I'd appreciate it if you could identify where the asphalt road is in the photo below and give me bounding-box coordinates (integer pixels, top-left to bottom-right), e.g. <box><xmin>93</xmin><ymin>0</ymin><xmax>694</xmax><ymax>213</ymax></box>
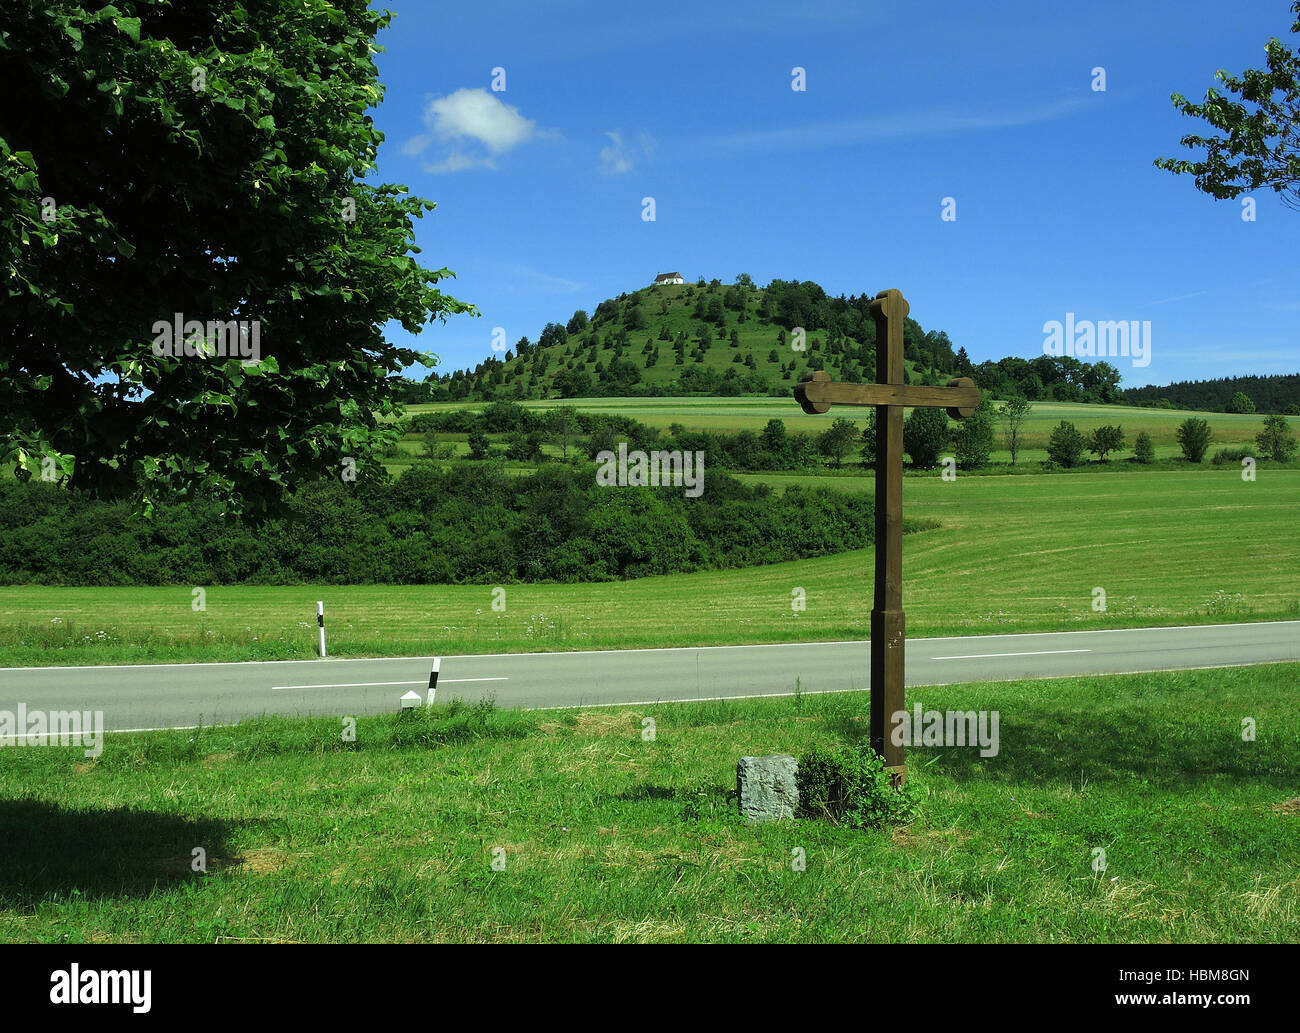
<box><xmin>0</xmin><ymin>621</ymin><xmax>1295</xmax><ymax>735</ymax></box>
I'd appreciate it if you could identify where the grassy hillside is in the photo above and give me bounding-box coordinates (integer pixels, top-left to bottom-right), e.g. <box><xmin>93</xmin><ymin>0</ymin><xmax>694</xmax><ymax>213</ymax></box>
<box><xmin>447</xmin><ymin>279</ymin><xmax>937</xmax><ymax>401</ymax></box>
<box><xmin>2</xmin><ymin>664</ymin><xmax>1296</xmax><ymax>942</ymax></box>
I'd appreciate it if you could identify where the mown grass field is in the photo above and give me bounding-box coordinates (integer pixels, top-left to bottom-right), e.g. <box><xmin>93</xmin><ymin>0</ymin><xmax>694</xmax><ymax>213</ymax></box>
<box><xmin>1</xmin><ymin>663</ymin><xmax>1295</xmax><ymax>943</ymax></box>
<box><xmin>1</xmin><ymin>469</ymin><xmax>1295</xmax><ymax>666</ymax></box>
<box><xmin>401</xmin><ymin>395</ymin><xmax>1297</xmax><ymax>466</ymax></box>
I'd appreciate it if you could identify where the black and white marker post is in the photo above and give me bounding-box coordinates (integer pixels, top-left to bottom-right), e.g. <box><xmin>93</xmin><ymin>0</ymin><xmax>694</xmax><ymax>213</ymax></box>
<box><xmin>317</xmin><ymin>601</ymin><xmax>326</xmax><ymax>658</ymax></box>
<box><xmin>427</xmin><ymin>658</ymin><xmax>440</xmax><ymax>704</ymax></box>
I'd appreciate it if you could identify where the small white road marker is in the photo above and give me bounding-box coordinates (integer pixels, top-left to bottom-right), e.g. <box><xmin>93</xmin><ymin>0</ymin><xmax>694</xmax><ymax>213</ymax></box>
<box><xmin>317</xmin><ymin>601</ymin><xmax>326</xmax><ymax>658</ymax></box>
<box><xmin>428</xmin><ymin>657</ymin><xmax>441</xmax><ymax>704</ymax></box>
<box><xmin>399</xmin><ymin>690</ymin><xmax>422</xmax><ymax>710</ymax></box>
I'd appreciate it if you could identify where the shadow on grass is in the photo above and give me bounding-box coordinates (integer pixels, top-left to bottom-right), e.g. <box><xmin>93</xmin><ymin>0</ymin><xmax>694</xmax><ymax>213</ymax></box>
<box><xmin>610</xmin><ymin>783</ymin><xmax>737</xmax><ymax>823</ymax></box>
<box><xmin>618</xmin><ymin>785</ymin><xmax>679</xmax><ymax>801</ymax></box>
<box><xmin>891</xmin><ymin>709</ymin><xmax>1298</xmax><ymax>787</ymax></box>
<box><xmin>0</xmin><ymin>798</ymin><xmax>241</xmax><ymax>907</ymax></box>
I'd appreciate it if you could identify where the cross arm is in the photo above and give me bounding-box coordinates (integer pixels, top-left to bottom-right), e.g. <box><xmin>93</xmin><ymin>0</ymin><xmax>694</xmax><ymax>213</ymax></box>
<box><xmin>794</xmin><ymin>370</ymin><xmax>981</xmax><ymax>418</ymax></box>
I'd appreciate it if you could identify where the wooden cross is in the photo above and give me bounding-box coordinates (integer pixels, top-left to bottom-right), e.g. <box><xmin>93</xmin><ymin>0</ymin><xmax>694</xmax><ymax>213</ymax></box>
<box><xmin>794</xmin><ymin>288</ymin><xmax>980</xmax><ymax>783</ymax></box>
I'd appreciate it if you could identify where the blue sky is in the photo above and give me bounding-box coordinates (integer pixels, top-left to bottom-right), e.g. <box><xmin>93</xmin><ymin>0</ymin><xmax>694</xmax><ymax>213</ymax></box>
<box><xmin>368</xmin><ymin>0</ymin><xmax>1299</xmax><ymax>389</ymax></box>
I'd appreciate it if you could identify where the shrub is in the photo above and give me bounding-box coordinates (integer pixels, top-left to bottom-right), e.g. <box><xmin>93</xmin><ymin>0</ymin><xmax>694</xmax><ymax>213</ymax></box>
<box><xmin>1176</xmin><ymin>417</ymin><xmax>1212</xmax><ymax>463</ymax></box>
<box><xmin>952</xmin><ymin>400</ymin><xmax>994</xmax><ymax>469</ymax></box>
<box><xmin>1046</xmin><ymin>421</ymin><xmax>1086</xmax><ymax>467</ymax></box>
<box><xmin>505</xmin><ymin>430</ymin><xmax>544</xmax><ymax>462</ymax></box>
<box><xmin>467</xmin><ymin>427</ymin><xmax>491</xmax><ymax>460</ymax></box>
<box><xmin>1211</xmin><ymin>447</ymin><xmax>1252</xmax><ymax>466</ymax></box>
<box><xmin>1255</xmin><ymin>414</ymin><xmax>1297</xmax><ymax>462</ymax></box>
<box><xmin>1133</xmin><ymin>431</ymin><xmax>1155</xmax><ymax>464</ymax></box>
<box><xmin>1086</xmin><ymin>424</ymin><xmax>1125</xmax><ymax>462</ymax></box>
<box><xmin>904</xmin><ymin>407</ymin><xmax>950</xmax><ymax>469</ymax></box>
<box><xmin>817</xmin><ymin>417</ymin><xmax>858</xmax><ymax>469</ymax></box>
<box><xmin>1226</xmin><ymin>391</ymin><xmax>1256</xmax><ymax>414</ymax></box>
<box><xmin>0</xmin><ymin>465</ymin><xmax>881</xmax><ymax>586</ymax></box>
<box><xmin>796</xmin><ymin>742</ymin><xmax>920</xmax><ymax>829</ymax></box>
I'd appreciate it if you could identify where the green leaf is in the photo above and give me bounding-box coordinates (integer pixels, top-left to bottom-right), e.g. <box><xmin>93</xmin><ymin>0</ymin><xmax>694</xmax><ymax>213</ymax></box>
<box><xmin>114</xmin><ymin>16</ymin><xmax>141</xmax><ymax>42</ymax></box>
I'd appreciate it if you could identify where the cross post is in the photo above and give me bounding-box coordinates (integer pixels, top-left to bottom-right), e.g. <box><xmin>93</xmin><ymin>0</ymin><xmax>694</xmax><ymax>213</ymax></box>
<box><xmin>793</xmin><ymin>288</ymin><xmax>980</xmax><ymax>784</ymax></box>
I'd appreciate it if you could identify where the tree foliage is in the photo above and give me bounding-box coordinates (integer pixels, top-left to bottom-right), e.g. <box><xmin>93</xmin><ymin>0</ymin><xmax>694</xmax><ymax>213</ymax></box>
<box><xmin>817</xmin><ymin>417</ymin><xmax>858</xmax><ymax>469</ymax></box>
<box><xmin>1255</xmin><ymin>413</ymin><xmax>1297</xmax><ymax>461</ymax></box>
<box><xmin>903</xmin><ymin>407</ymin><xmax>949</xmax><ymax>470</ymax></box>
<box><xmin>0</xmin><ymin>464</ymin><xmax>881</xmax><ymax>584</ymax></box>
<box><xmin>1046</xmin><ymin>421</ymin><xmax>1086</xmax><ymax>468</ymax></box>
<box><xmin>1176</xmin><ymin>417</ymin><xmax>1213</xmax><ymax>463</ymax></box>
<box><xmin>1123</xmin><ymin>372</ymin><xmax>1299</xmax><ymax>413</ymax></box>
<box><xmin>1155</xmin><ymin>3</ymin><xmax>1300</xmax><ymax>211</ymax></box>
<box><xmin>998</xmin><ymin>396</ymin><xmax>1032</xmax><ymax>465</ymax></box>
<box><xmin>1133</xmin><ymin>431</ymin><xmax>1156</xmax><ymax>464</ymax></box>
<box><xmin>1087</xmin><ymin>424</ymin><xmax>1126</xmax><ymax>462</ymax></box>
<box><xmin>0</xmin><ymin>1</ymin><xmax>474</xmax><ymax>515</ymax></box>
<box><xmin>952</xmin><ymin>399</ymin><xmax>995</xmax><ymax>469</ymax></box>
<box><xmin>1227</xmin><ymin>390</ymin><xmax>1257</xmax><ymax>414</ymax></box>
<box><xmin>859</xmin><ymin>409</ymin><xmax>877</xmax><ymax>467</ymax></box>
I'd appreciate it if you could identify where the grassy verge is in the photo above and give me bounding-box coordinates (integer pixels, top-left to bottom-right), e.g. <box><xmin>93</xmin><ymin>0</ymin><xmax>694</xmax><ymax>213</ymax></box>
<box><xmin>1</xmin><ymin>663</ymin><xmax>1296</xmax><ymax>943</ymax></box>
<box><xmin>1</xmin><ymin>469</ymin><xmax>1295</xmax><ymax>667</ymax></box>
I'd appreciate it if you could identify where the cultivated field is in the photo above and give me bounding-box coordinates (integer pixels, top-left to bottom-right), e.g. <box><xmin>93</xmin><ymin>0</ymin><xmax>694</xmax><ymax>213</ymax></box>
<box><xmin>1</xmin><ymin>663</ymin><xmax>1294</xmax><ymax>943</ymax></box>
<box><xmin>2</xmin><ymin>469</ymin><xmax>1295</xmax><ymax>666</ymax></box>
<box><xmin>402</xmin><ymin>395</ymin><xmax>1295</xmax><ymax>464</ymax></box>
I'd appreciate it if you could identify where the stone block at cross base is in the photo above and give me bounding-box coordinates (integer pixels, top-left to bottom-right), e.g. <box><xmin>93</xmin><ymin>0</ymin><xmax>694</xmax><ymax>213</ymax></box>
<box><xmin>737</xmin><ymin>755</ymin><xmax>799</xmax><ymax>822</ymax></box>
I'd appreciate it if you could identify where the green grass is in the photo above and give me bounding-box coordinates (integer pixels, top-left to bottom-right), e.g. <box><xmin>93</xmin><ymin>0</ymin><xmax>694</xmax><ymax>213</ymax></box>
<box><xmin>402</xmin><ymin>394</ymin><xmax>1298</xmax><ymax>468</ymax></box>
<box><xmin>479</xmin><ymin>281</ymin><xmax>851</xmax><ymax>394</ymax></box>
<box><xmin>1</xmin><ymin>663</ymin><xmax>1295</xmax><ymax>943</ymax></box>
<box><xmin>1</xmin><ymin>468</ymin><xmax>1296</xmax><ymax>666</ymax></box>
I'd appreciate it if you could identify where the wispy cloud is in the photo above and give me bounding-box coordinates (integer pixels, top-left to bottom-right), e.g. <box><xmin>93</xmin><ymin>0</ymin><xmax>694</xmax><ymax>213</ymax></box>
<box><xmin>403</xmin><ymin>88</ymin><xmax>556</xmax><ymax>173</ymax></box>
<box><xmin>706</xmin><ymin>96</ymin><xmax>1092</xmax><ymax>153</ymax></box>
<box><xmin>497</xmin><ymin>263</ymin><xmax>586</xmax><ymax>296</ymax></box>
<box><xmin>1144</xmin><ymin>289</ymin><xmax>1210</xmax><ymax>306</ymax></box>
<box><xmin>599</xmin><ymin>129</ymin><xmax>655</xmax><ymax>174</ymax></box>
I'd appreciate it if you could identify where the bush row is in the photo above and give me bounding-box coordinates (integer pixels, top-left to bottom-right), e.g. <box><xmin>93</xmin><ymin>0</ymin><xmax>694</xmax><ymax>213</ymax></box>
<box><xmin>0</xmin><ymin>463</ymin><xmax>879</xmax><ymax>585</ymax></box>
<box><xmin>408</xmin><ymin>403</ymin><xmax>828</xmax><ymax>471</ymax></box>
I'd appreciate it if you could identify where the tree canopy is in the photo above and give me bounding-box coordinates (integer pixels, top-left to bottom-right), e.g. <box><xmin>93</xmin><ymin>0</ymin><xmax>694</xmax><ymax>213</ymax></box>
<box><xmin>1155</xmin><ymin>2</ymin><xmax>1300</xmax><ymax>212</ymax></box>
<box><xmin>1</xmin><ymin>1</ymin><xmax>474</xmax><ymax>515</ymax></box>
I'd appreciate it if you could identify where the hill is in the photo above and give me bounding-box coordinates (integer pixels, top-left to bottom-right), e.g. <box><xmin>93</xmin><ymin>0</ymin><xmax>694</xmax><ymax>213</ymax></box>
<box><xmin>1122</xmin><ymin>373</ymin><xmax>1300</xmax><ymax>415</ymax></box>
<box><xmin>425</xmin><ymin>277</ymin><xmax>1130</xmax><ymax>406</ymax></box>
<box><xmin>430</xmin><ymin>278</ymin><xmax>958</xmax><ymax>402</ymax></box>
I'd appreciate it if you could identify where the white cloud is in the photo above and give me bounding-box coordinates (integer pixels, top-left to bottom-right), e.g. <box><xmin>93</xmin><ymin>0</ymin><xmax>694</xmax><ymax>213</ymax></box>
<box><xmin>403</xmin><ymin>88</ymin><xmax>550</xmax><ymax>173</ymax></box>
<box><xmin>423</xmin><ymin>152</ymin><xmax>496</xmax><ymax>174</ymax></box>
<box><xmin>400</xmin><ymin>134</ymin><xmax>433</xmax><ymax>157</ymax></box>
<box><xmin>599</xmin><ymin>131</ymin><xmax>635</xmax><ymax>174</ymax></box>
<box><xmin>599</xmin><ymin>129</ymin><xmax>655</xmax><ymax>175</ymax></box>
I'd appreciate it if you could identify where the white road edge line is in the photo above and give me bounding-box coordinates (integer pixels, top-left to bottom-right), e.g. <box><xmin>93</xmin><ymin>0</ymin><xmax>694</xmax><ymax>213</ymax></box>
<box><xmin>15</xmin><ymin>658</ymin><xmax>1293</xmax><ymax>736</ymax></box>
<box><xmin>932</xmin><ymin>649</ymin><xmax>1092</xmax><ymax>660</ymax></box>
<box><xmin>270</xmin><ymin>677</ymin><xmax>508</xmax><ymax>691</ymax></box>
